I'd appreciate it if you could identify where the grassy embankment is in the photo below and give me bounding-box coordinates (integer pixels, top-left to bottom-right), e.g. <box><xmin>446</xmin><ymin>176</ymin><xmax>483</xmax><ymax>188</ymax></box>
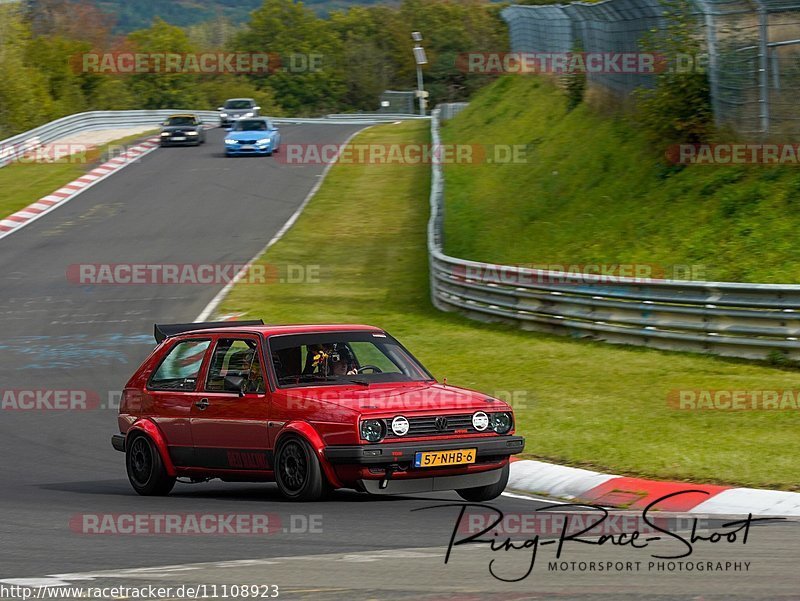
<box><xmin>442</xmin><ymin>76</ymin><xmax>800</xmax><ymax>284</ymax></box>
<box><xmin>219</xmin><ymin>119</ymin><xmax>800</xmax><ymax>490</ymax></box>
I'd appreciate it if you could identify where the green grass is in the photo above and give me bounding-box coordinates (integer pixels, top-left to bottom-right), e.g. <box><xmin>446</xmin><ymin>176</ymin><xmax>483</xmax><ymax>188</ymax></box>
<box><xmin>441</xmin><ymin>76</ymin><xmax>800</xmax><ymax>284</ymax></box>
<box><xmin>0</xmin><ymin>131</ymin><xmax>156</xmax><ymax>220</ymax></box>
<box><xmin>220</xmin><ymin>120</ymin><xmax>800</xmax><ymax>490</ymax></box>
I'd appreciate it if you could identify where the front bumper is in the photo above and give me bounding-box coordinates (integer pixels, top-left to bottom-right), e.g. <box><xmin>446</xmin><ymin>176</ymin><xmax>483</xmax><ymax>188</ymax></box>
<box><xmin>225</xmin><ymin>144</ymin><xmax>271</xmax><ymax>156</ymax></box>
<box><xmin>111</xmin><ymin>433</ymin><xmax>126</xmax><ymax>452</ymax></box>
<box><xmin>324</xmin><ymin>435</ymin><xmax>524</xmax><ymax>465</ymax></box>
<box><xmin>161</xmin><ymin>136</ymin><xmax>200</xmax><ymax>146</ymax></box>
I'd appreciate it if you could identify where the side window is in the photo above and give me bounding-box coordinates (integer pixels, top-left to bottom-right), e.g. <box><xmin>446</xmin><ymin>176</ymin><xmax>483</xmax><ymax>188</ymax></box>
<box><xmin>206</xmin><ymin>339</ymin><xmax>265</xmax><ymax>394</ymax></box>
<box><xmin>149</xmin><ymin>339</ymin><xmax>210</xmax><ymax>390</ymax></box>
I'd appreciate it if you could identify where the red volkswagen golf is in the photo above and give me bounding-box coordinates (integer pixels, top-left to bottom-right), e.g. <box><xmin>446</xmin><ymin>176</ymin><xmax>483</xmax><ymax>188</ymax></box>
<box><xmin>112</xmin><ymin>321</ymin><xmax>525</xmax><ymax>501</ymax></box>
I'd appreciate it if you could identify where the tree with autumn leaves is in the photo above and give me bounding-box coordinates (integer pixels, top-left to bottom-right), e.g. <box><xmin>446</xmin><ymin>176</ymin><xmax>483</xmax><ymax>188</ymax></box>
<box><xmin>0</xmin><ymin>0</ymin><xmax>507</xmax><ymax>136</ymax></box>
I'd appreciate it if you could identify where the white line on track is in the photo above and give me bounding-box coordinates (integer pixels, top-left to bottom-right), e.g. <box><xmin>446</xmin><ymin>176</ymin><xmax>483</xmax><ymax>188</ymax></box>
<box><xmin>194</xmin><ymin>125</ymin><xmax>374</xmax><ymax>322</ymax></box>
<box><xmin>501</xmin><ymin>490</ymin><xmax>573</xmax><ymax>504</ymax></box>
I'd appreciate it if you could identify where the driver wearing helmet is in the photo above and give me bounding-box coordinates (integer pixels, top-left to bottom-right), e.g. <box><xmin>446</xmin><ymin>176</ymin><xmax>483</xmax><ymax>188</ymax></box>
<box><xmin>310</xmin><ymin>343</ymin><xmax>358</xmax><ymax>377</ymax></box>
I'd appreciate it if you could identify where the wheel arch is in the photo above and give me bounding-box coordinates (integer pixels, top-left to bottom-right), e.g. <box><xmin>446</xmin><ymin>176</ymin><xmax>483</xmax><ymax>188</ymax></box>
<box><xmin>126</xmin><ymin>419</ymin><xmax>177</xmax><ymax>477</ymax></box>
<box><xmin>276</xmin><ymin>422</ymin><xmax>342</xmax><ymax>489</ymax></box>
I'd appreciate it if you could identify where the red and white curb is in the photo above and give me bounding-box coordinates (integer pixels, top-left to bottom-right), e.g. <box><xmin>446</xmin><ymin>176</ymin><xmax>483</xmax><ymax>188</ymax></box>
<box><xmin>0</xmin><ymin>137</ymin><xmax>160</xmax><ymax>242</ymax></box>
<box><xmin>508</xmin><ymin>459</ymin><xmax>800</xmax><ymax>516</ymax></box>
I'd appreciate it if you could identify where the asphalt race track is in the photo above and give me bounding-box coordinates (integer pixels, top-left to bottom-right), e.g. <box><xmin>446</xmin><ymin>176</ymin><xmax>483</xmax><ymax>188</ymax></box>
<box><xmin>0</xmin><ymin>126</ymin><xmax>798</xmax><ymax>600</ymax></box>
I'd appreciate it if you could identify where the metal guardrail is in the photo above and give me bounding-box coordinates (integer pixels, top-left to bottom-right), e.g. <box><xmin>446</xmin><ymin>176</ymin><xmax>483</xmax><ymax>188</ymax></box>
<box><xmin>429</xmin><ymin>107</ymin><xmax>800</xmax><ymax>362</ymax></box>
<box><xmin>0</xmin><ymin>110</ymin><xmax>427</xmax><ymax>168</ymax></box>
<box><xmin>324</xmin><ymin>113</ymin><xmax>430</xmax><ymax>120</ymax></box>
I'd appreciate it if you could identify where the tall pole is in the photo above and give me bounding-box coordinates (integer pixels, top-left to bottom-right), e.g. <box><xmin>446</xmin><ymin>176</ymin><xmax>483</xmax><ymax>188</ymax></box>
<box><xmin>696</xmin><ymin>0</ymin><xmax>722</xmax><ymax>130</ymax></box>
<box><xmin>416</xmin><ymin>63</ymin><xmax>425</xmax><ymax>116</ymax></box>
<box><xmin>753</xmin><ymin>0</ymin><xmax>770</xmax><ymax>136</ymax></box>
<box><xmin>412</xmin><ymin>32</ymin><xmax>427</xmax><ymax>117</ymax></box>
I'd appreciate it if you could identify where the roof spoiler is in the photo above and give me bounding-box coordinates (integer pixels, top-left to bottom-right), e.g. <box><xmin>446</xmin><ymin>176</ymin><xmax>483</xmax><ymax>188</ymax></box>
<box><xmin>154</xmin><ymin>320</ymin><xmax>264</xmax><ymax>344</ymax></box>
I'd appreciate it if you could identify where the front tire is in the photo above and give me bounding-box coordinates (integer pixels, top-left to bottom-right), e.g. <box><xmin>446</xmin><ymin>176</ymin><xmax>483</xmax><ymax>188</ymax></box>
<box><xmin>125</xmin><ymin>434</ymin><xmax>176</xmax><ymax>496</ymax></box>
<box><xmin>274</xmin><ymin>436</ymin><xmax>325</xmax><ymax>501</ymax></box>
<box><xmin>456</xmin><ymin>463</ymin><xmax>509</xmax><ymax>502</ymax></box>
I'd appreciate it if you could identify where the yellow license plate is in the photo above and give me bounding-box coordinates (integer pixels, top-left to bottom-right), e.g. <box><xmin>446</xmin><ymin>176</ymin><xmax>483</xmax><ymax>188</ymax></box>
<box><xmin>414</xmin><ymin>448</ymin><xmax>477</xmax><ymax>468</ymax></box>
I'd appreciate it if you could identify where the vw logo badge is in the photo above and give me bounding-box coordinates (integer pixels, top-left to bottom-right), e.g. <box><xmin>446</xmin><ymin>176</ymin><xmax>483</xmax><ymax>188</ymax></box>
<box><xmin>434</xmin><ymin>416</ymin><xmax>448</xmax><ymax>431</ymax></box>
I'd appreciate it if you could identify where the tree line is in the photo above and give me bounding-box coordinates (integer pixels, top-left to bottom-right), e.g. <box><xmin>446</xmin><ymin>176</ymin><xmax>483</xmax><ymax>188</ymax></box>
<box><xmin>0</xmin><ymin>0</ymin><xmax>507</xmax><ymax>138</ymax></box>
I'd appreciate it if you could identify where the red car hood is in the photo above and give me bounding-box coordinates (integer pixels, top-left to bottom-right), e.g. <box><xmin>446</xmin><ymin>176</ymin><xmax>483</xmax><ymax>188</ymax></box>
<box><xmin>281</xmin><ymin>381</ymin><xmax>511</xmax><ymax>416</ymax></box>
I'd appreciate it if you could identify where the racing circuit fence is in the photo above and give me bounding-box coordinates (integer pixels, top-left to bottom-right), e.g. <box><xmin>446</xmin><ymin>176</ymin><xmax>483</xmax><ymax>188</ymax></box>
<box><xmin>502</xmin><ymin>0</ymin><xmax>800</xmax><ymax>137</ymax></box>
<box><xmin>0</xmin><ymin>109</ymin><xmax>424</xmax><ymax>168</ymax></box>
<box><xmin>429</xmin><ymin>106</ymin><xmax>800</xmax><ymax>362</ymax></box>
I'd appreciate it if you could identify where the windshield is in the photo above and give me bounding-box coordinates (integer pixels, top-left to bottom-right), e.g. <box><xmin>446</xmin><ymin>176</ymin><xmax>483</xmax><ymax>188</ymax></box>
<box><xmin>233</xmin><ymin>120</ymin><xmax>268</xmax><ymax>132</ymax></box>
<box><xmin>224</xmin><ymin>100</ymin><xmax>253</xmax><ymax>109</ymax></box>
<box><xmin>269</xmin><ymin>331</ymin><xmax>434</xmax><ymax>388</ymax></box>
<box><xmin>165</xmin><ymin>116</ymin><xmax>195</xmax><ymax>126</ymax></box>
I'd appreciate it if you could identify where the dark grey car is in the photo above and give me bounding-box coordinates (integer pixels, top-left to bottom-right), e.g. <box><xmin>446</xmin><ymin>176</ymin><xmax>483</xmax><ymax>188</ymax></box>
<box><xmin>218</xmin><ymin>98</ymin><xmax>261</xmax><ymax>127</ymax></box>
<box><xmin>159</xmin><ymin>115</ymin><xmax>206</xmax><ymax>147</ymax></box>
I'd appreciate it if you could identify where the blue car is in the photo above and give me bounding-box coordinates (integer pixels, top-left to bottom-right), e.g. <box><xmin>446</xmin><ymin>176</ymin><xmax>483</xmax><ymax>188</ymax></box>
<box><xmin>224</xmin><ymin>118</ymin><xmax>281</xmax><ymax>157</ymax></box>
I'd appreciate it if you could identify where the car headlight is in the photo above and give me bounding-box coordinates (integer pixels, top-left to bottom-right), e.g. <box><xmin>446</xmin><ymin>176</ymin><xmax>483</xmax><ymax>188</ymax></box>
<box><xmin>490</xmin><ymin>412</ymin><xmax>513</xmax><ymax>434</ymax></box>
<box><xmin>245</xmin><ymin>112</ymin><xmax>254</xmax><ymax>117</ymax></box>
<box><xmin>360</xmin><ymin>419</ymin><xmax>385</xmax><ymax>442</ymax></box>
<box><xmin>224</xmin><ymin>139</ymin><xmax>237</xmax><ymax>145</ymax></box>
<box><xmin>187</xmin><ymin>131</ymin><xmax>198</xmax><ymax>136</ymax></box>
<box><xmin>220</xmin><ymin>113</ymin><xmax>228</xmax><ymax>117</ymax></box>
<box><xmin>256</xmin><ymin>138</ymin><xmax>270</xmax><ymax>145</ymax></box>
<box><xmin>160</xmin><ymin>132</ymin><xmax>169</xmax><ymax>136</ymax></box>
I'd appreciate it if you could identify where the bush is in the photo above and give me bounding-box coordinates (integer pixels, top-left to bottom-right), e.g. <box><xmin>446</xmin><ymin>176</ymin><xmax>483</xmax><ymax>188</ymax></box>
<box><xmin>634</xmin><ymin>0</ymin><xmax>713</xmax><ymax>144</ymax></box>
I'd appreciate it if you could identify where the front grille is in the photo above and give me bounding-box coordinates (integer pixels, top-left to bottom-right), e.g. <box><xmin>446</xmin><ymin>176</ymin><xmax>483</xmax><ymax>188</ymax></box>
<box><xmin>238</xmin><ymin>139</ymin><xmax>257</xmax><ymax>145</ymax></box>
<box><xmin>383</xmin><ymin>413</ymin><xmax>479</xmax><ymax>438</ymax></box>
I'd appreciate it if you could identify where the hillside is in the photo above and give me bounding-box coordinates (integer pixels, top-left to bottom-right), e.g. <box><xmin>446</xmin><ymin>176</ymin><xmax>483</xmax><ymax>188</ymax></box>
<box><xmin>92</xmin><ymin>0</ymin><xmax>397</xmax><ymax>32</ymax></box>
<box><xmin>441</xmin><ymin>76</ymin><xmax>800</xmax><ymax>284</ymax></box>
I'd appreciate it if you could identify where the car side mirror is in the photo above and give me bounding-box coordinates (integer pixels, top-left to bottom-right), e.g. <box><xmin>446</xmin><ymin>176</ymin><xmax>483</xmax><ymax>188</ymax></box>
<box><xmin>254</xmin><ymin>106</ymin><xmax>261</xmax><ymax>111</ymax></box>
<box><xmin>218</xmin><ymin>107</ymin><xmax>224</xmax><ymax>111</ymax></box>
<box><xmin>223</xmin><ymin>375</ymin><xmax>247</xmax><ymax>397</ymax></box>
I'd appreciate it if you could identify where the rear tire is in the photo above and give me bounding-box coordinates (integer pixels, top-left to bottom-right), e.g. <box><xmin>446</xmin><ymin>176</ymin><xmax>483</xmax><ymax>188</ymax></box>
<box><xmin>275</xmin><ymin>436</ymin><xmax>325</xmax><ymax>501</ymax></box>
<box><xmin>456</xmin><ymin>463</ymin><xmax>509</xmax><ymax>502</ymax></box>
<box><xmin>125</xmin><ymin>434</ymin><xmax>176</xmax><ymax>496</ymax></box>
